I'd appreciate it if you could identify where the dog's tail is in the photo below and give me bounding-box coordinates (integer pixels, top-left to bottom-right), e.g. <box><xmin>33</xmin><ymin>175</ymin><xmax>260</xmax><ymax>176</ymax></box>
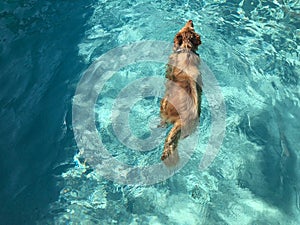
<box><xmin>161</xmin><ymin>120</ymin><xmax>181</xmax><ymax>167</ymax></box>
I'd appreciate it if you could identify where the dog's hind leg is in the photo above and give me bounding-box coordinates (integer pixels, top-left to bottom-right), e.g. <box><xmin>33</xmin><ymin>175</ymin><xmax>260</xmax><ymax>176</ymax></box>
<box><xmin>161</xmin><ymin>120</ymin><xmax>181</xmax><ymax>165</ymax></box>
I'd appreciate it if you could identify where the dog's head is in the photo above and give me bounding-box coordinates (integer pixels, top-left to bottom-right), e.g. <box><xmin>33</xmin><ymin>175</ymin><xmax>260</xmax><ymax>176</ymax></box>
<box><xmin>173</xmin><ymin>20</ymin><xmax>201</xmax><ymax>53</ymax></box>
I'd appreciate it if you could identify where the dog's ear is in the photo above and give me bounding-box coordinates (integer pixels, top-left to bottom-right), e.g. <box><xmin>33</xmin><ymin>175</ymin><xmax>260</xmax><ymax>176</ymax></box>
<box><xmin>193</xmin><ymin>34</ymin><xmax>202</xmax><ymax>46</ymax></box>
<box><xmin>174</xmin><ymin>33</ymin><xmax>182</xmax><ymax>49</ymax></box>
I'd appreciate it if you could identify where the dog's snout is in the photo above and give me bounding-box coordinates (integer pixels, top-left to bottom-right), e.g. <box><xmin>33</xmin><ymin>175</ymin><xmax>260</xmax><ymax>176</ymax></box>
<box><xmin>187</xmin><ymin>20</ymin><xmax>194</xmax><ymax>27</ymax></box>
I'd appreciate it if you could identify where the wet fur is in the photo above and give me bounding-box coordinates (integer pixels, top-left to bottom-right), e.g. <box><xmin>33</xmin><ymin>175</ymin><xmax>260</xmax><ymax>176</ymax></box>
<box><xmin>160</xmin><ymin>20</ymin><xmax>202</xmax><ymax>166</ymax></box>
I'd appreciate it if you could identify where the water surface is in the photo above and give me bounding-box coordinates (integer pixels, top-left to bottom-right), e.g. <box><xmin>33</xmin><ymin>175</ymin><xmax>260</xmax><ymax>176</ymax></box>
<box><xmin>0</xmin><ymin>0</ymin><xmax>299</xmax><ymax>224</ymax></box>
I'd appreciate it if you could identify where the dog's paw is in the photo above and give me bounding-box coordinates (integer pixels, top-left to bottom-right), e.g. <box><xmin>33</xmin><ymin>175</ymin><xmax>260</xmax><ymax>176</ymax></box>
<box><xmin>161</xmin><ymin>144</ymin><xmax>179</xmax><ymax>167</ymax></box>
<box><xmin>157</xmin><ymin>120</ymin><xmax>167</xmax><ymax>128</ymax></box>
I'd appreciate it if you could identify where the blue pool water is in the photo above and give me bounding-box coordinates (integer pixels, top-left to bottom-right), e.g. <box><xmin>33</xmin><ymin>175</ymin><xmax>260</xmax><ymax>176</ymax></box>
<box><xmin>1</xmin><ymin>0</ymin><xmax>299</xmax><ymax>224</ymax></box>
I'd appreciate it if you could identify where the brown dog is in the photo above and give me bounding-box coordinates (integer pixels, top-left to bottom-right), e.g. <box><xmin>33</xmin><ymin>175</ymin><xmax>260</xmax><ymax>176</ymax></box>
<box><xmin>160</xmin><ymin>20</ymin><xmax>202</xmax><ymax>166</ymax></box>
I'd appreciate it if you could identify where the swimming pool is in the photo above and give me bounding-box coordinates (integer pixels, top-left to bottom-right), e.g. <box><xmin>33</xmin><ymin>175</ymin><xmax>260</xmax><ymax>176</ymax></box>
<box><xmin>1</xmin><ymin>0</ymin><xmax>299</xmax><ymax>224</ymax></box>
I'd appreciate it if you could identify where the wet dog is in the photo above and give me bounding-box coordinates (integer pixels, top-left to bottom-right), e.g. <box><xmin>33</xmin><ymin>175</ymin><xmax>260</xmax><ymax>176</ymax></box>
<box><xmin>160</xmin><ymin>20</ymin><xmax>202</xmax><ymax>166</ymax></box>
